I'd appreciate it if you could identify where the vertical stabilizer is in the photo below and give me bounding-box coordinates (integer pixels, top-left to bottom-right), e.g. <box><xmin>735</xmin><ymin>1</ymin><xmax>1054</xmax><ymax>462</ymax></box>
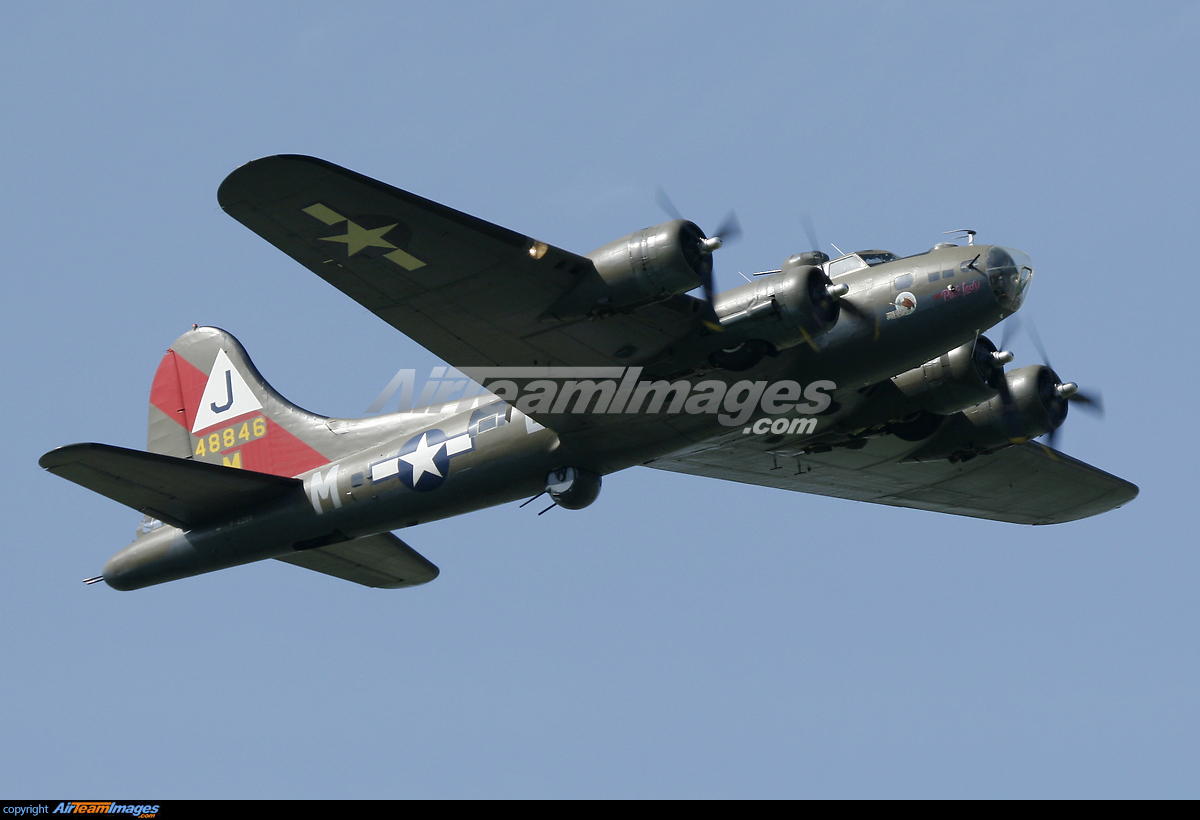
<box><xmin>146</xmin><ymin>327</ymin><xmax>342</xmax><ymax>477</ymax></box>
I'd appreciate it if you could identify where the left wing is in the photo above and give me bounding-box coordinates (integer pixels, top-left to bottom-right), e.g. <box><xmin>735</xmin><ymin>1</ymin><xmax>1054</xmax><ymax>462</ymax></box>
<box><xmin>648</xmin><ymin>435</ymin><xmax>1138</xmax><ymax>525</ymax></box>
<box><xmin>218</xmin><ymin>155</ymin><xmax>701</xmax><ymax>372</ymax></box>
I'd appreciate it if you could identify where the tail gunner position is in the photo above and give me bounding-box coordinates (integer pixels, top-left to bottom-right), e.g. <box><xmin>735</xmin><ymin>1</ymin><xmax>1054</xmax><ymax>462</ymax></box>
<box><xmin>39</xmin><ymin>156</ymin><xmax>1137</xmax><ymax>591</ymax></box>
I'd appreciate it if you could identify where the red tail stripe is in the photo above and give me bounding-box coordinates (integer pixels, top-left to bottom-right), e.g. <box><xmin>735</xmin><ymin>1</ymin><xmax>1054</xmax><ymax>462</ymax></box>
<box><xmin>152</xmin><ymin>348</ymin><xmax>330</xmax><ymax>477</ymax></box>
<box><xmin>148</xmin><ymin>350</ymin><xmax>188</xmax><ymax>428</ymax></box>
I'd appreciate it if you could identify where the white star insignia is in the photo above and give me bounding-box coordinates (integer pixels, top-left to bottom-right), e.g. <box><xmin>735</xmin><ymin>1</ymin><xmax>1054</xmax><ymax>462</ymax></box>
<box><xmin>400</xmin><ymin>433</ymin><xmax>444</xmax><ymax>485</ymax></box>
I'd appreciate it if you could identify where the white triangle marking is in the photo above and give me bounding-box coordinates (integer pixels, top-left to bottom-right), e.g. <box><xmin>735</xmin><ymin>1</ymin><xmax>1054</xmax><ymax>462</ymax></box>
<box><xmin>191</xmin><ymin>348</ymin><xmax>264</xmax><ymax>433</ymax></box>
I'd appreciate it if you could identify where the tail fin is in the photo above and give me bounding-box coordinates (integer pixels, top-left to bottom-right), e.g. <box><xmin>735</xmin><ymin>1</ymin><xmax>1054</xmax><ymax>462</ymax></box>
<box><xmin>147</xmin><ymin>326</ymin><xmax>340</xmax><ymax>477</ymax></box>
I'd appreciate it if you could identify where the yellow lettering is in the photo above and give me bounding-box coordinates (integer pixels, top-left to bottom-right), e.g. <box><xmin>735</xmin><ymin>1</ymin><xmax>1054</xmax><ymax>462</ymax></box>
<box><xmin>208</xmin><ymin>433</ymin><xmax>220</xmax><ymax>453</ymax></box>
<box><xmin>238</xmin><ymin>422</ymin><xmax>250</xmax><ymax>442</ymax></box>
<box><xmin>253</xmin><ymin>417</ymin><xmax>266</xmax><ymax>438</ymax></box>
<box><xmin>223</xmin><ymin>427</ymin><xmax>235</xmax><ymax>449</ymax></box>
<box><xmin>221</xmin><ymin>451</ymin><xmax>242</xmax><ymax>469</ymax></box>
<box><xmin>195</xmin><ymin>438</ymin><xmax>206</xmax><ymax>457</ymax></box>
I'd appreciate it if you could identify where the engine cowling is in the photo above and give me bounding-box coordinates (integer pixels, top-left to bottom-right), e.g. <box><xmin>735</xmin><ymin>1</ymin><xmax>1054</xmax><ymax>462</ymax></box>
<box><xmin>711</xmin><ymin>254</ymin><xmax>841</xmax><ymax>354</ymax></box>
<box><xmin>906</xmin><ymin>365</ymin><xmax>1069</xmax><ymax>462</ymax></box>
<box><xmin>584</xmin><ymin>220</ymin><xmax>711</xmax><ymax>309</ymax></box>
<box><xmin>892</xmin><ymin>336</ymin><xmax>1003</xmax><ymax>415</ymax></box>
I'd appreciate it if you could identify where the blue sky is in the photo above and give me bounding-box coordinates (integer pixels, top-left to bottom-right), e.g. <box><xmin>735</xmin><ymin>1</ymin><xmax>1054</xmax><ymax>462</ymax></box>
<box><xmin>3</xmin><ymin>2</ymin><xmax>1197</xmax><ymax>797</ymax></box>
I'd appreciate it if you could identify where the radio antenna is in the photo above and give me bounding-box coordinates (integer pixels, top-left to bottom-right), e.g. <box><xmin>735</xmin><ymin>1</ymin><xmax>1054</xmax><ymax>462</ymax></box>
<box><xmin>944</xmin><ymin>229</ymin><xmax>977</xmax><ymax>246</ymax></box>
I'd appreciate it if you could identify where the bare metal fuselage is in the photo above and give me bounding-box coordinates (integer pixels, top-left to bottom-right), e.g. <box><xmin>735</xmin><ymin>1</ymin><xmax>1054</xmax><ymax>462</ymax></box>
<box><xmin>103</xmin><ymin>244</ymin><xmax>1019</xmax><ymax>590</ymax></box>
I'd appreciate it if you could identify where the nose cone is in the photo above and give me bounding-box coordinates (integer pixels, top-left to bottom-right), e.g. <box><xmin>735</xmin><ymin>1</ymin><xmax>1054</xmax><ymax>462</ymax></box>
<box><xmin>985</xmin><ymin>246</ymin><xmax>1034</xmax><ymax>313</ymax></box>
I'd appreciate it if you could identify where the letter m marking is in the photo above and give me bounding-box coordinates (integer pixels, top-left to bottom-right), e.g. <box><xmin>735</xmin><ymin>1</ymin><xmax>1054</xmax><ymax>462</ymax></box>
<box><xmin>308</xmin><ymin>466</ymin><xmax>342</xmax><ymax>514</ymax></box>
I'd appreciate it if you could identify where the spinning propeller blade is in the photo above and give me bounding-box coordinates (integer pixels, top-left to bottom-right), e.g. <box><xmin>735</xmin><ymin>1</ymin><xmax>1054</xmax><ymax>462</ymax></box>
<box><xmin>801</xmin><ymin>213</ymin><xmax>877</xmax><ymax>340</ymax></box>
<box><xmin>655</xmin><ymin>186</ymin><xmax>742</xmax><ymax>331</ymax></box>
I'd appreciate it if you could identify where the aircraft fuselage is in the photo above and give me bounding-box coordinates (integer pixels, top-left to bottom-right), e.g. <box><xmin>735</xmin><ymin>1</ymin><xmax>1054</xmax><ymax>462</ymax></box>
<box><xmin>102</xmin><ymin>243</ymin><xmax>1024</xmax><ymax>590</ymax></box>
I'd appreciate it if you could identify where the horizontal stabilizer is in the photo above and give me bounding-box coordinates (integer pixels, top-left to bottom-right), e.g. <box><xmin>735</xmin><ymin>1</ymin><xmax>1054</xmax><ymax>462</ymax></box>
<box><xmin>39</xmin><ymin>443</ymin><xmax>302</xmax><ymax>530</ymax></box>
<box><xmin>276</xmin><ymin>531</ymin><xmax>439</xmax><ymax>588</ymax></box>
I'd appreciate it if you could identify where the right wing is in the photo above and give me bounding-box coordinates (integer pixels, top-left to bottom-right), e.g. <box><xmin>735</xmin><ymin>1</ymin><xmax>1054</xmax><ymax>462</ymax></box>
<box><xmin>275</xmin><ymin>531</ymin><xmax>439</xmax><ymax>589</ymax></box>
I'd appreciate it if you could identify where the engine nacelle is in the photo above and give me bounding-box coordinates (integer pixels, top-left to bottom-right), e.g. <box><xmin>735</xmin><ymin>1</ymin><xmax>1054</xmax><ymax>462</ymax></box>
<box><xmin>585</xmin><ymin>220</ymin><xmax>711</xmax><ymax>309</ymax></box>
<box><xmin>905</xmin><ymin>365</ymin><xmax>1069</xmax><ymax>462</ymax></box>
<box><xmin>892</xmin><ymin>336</ymin><xmax>1002</xmax><ymax>416</ymax></box>
<box><xmin>712</xmin><ymin>254</ymin><xmax>840</xmax><ymax>353</ymax></box>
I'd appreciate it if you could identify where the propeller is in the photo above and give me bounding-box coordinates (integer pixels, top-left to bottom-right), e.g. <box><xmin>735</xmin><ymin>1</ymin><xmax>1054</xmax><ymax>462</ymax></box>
<box><xmin>997</xmin><ymin>315</ymin><xmax>1021</xmax><ymax>354</ymax></box>
<box><xmin>1024</xmin><ymin>322</ymin><xmax>1104</xmax><ymax>416</ymax></box>
<box><xmin>709</xmin><ymin>211</ymin><xmax>743</xmax><ymax>247</ymax></box>
<box><xmin>1023</xmin><ymin>321</ymin><xmax>1103</xmax><ymax>452</ymax></box>
<box><xmin>654</xmin><ymin>185</ymin><xmax>684</xmax><ymax>222</ymax></box>
<box><xmin>991</xmin><ymin>316</ymin><xmax>1104</xmax><ymax>452</ymax></box>
<box><xmin>800</xmin><ymin>213</ymin><xmax>824</xmax><ymax>262</ymax></box>
<box><xmin>655</xmin><ymin>186</ymin><xmax>741</xmax><ymax>248</ymax></box>
<box><xmin>800</xmin><ymin>212</ymin><xmax>878</xmax><ymax>340</ymax></box>
<box><xmin>655</xmin><ymin>186</ymin><xmax>742</xmax><ymax>330</ymax></box>
<box><xmin>827</xmin><ymin>281</ymin><xmax>877</xmax><ymax>338</ymax></box>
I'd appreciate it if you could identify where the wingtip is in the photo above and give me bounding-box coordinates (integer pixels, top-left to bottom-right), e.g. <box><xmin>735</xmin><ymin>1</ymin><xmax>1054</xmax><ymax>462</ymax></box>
<box><xmin>39</xmin><ymin>442</ymin><xmax>105</xmax><ymax>470</ymax></box>
<box><xmin>217</xmin><ymin>154</ymin><xmax>330</xmax><ymax>209</ymax></box>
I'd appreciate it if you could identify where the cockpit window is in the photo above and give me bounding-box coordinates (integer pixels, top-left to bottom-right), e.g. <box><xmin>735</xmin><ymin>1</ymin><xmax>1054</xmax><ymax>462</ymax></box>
<box><xmin>858</xmin><ymin>251</ymin><xmax>899</xmax><ymax>267</ymax></box>
<box><xmin>828</xmin><ymin>251</ymin><xmax>899</xmax><ymax>278</ymax></box>
<box><xmin>828</xmin><ymin>255</ymin><xmax>867</xmax><ymax>277</ymax></box>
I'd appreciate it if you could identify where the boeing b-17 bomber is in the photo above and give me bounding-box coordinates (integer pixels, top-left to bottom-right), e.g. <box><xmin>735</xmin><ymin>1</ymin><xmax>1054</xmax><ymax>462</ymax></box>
<box><xmin>39</xmin><ymin>156</ymin><xmax>1138</xmax><ymax>590</ymax></box>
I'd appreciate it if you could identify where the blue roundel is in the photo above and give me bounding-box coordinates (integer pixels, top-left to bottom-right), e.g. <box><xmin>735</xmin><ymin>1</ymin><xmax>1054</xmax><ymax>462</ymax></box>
<box><xmin>398</xmin><ymin>429</ymin><xmax>451</xmax><ymax>491</ymax></box>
